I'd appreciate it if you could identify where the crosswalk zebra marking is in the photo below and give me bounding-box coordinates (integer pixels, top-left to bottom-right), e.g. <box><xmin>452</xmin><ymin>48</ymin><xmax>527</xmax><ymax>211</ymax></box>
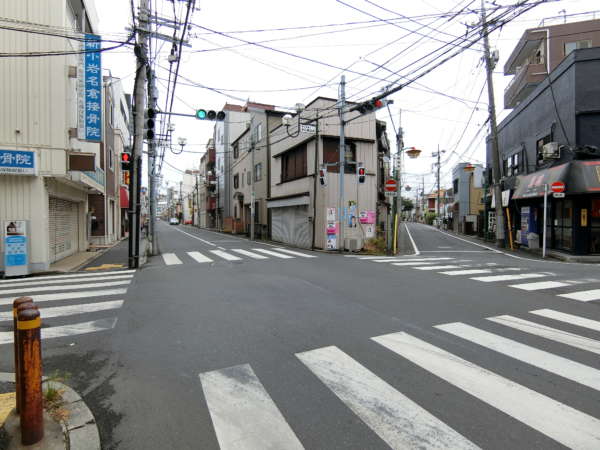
<box><xmin>199</xmin><ymin>364</ymin><xmax>303</xmax><ymax>450</ymax></box>
<box><xmin>373</xmin><ymin>257</ymin><xmax>453</xmax><ymax>263</ymax></box>
<box><xmin>440</xmin><ymin>269</ymin><xmax>493</xmax><ymax>276</ymax></box>
<box><xmin>296</xmin><ymin>346</ymin><xmax>478</xmax><ymax>449</ymax></box>
<box><xmin>0</xmin><ymin>270</ymin><xmax>136</xmax><ymax>284</ymax></box>
<box><xmin>162</xmin><ymin>253</ymin><xmax>183</xmax><ymax>265</ymax></box>
<box><xmin>372</xmin><ymin>331</ymin><xmax>600</xmax><ymax>449</ymax></box>
<box><xmin>558</xmin><ymin>289</ymin><xmax>600</xmax><ymax>302</ymax></box>
<box><xmin>436</xmin><ymin>322</ymin><xmax>600</xmax><ymax>391</ymax></box>
<box><xmin>530</xmin><ymin>309</ymin><xmax>600</xmax><ymax>332</ymax></box>
<box><xmin>209</xmin><ymin>250</ymin><xmax>242</xmax><ymax>261</ymax></box>
<box><xmin>413</xmin><ymin>265</ymin><xmax>463</xmax><ymax>271</ymax></box>
<box><xmin>0</xmin><ymin>300</ymin><xmax>124</xmax><ymax>322</ymax></box>
<box><xmin>0</xmin><ymin>273</ymin><xmax>134</xmax><ymax>289</ymax></box>
<box><xmin>231</xmin><ymin>249</ymin><xmax>268</xmax><ymax>260</ymax></box>
<box><xmin>509</xmin><ymin>281</ymin><xmax>570</xmax><ymax>291</ymax></box>
<box><xmin>0</xmin><ymin>288</ymin><xmax>128</xmax><ymax>306</ymax></box>
<box><xmin>391</xmin><ymin>262</ymin><xmax>438</xmax><ymax>267</ymax></box>
<box><xmin>252</xmin><ymin>248</ymin><xmax>294</xmax><ymax>259</ymax></box>
<box><xmin>186</xmin><ymin>251</ymin><xmax>214</xmax><ymax>263</ymax></box>
<box><xmin>0</xmin><ymin>317</ymin><xmax>118</xmax><ymax>345</ymax></box>
<box><xmin>0</xmin><ymin>279</ymin><xmax>131</xmax><ymax>296</ymax></box>
<box><xmin>470</xmin><ymin>273</ymin><xmax>550</xmax><ymax>283</ymax></box>
<box><xmin>274</xmin><ymin>248</ymin><xmax>317</xmax><ymax>258</ymax></box>
<box><xmin>487</xmin><ymin>315</ymin><xmax>600</xmax><ymax>355</ymax></box>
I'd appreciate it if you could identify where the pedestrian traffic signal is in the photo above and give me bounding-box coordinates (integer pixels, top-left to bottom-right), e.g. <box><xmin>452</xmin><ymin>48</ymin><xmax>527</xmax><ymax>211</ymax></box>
<box><xmin>319</xmin><ymin>166</ymin><xmax>327</xmax><ymax>186</ymax></box>
<box><xmin>355</xmin><ymin>98</ymin><xmax>393</xmax><ymax>115</ymax></box>
<box><xmin>144</xmin><ymin>108</ymin><xmax>156</xmax><ymax>140</ymax></box>
<box><xmin>121</xmin><ymin>152</ymin><xmax>132</xmax><ymax>171</ymax></box>
<box><xmin>357</xmin><ymin>165</ymin><xmax>366</xmax><ymax>183</ymax></box>
<box><xmin>195</xmin><ymin>109</ymin><xmax>226</xmax><ymax>121</ymax></box>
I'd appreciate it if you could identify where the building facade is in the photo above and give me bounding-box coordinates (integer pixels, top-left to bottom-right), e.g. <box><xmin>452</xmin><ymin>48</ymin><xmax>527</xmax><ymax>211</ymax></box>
<box><xmin>451</xmin><ymin>163</ymin><xmax>485</xmax><ymax>234</ymax></box>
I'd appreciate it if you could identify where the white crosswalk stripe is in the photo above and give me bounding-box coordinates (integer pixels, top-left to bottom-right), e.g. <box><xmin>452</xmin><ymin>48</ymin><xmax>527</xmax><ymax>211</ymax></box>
<box><xmin>413</xmin><ymin>265</ymin><xmax>462</xmax><ymax>271</ymax></box>
<box><xmin>0</xmin><ymin>279</ymin><xmax>131</xmax><ymax>296</ymax></box>
<box><xmin>209</xmin><ymin>250</ymin><xmax>242</xmax><ymax>261</ymax></box>
<box><xmin>187</xmin><ymin>251</ymin><xmax>213</xmax><ymax>263</ymax></box>
<box><xmin>252</xmin><ymin>248</ymin><xmax>294</xmax><ymax>259</ymax></box>
<box><xmin>274</xmin><ymin>248</ymin><xmax>317</xmax><ymax>258</ymax></box>
<box><xmin>0</xmin><ymin>300</ymin><xmax>124</xmax><ymax>322</ymax></box>
<box><xmin>0</xmin><ymin>269</ymin><xmax>135</xmax><ymax>284</ymax></box>
<box><xmin>530</xmin><ymin>309</ymin><xmax>600</xmax><ymax>332</ymax></box>
<box><xmin>558</xmin><ymin>289</ymin><xmax>600</xmax><ymax>302</ymax></box>
<box><xmin>509</xmin><ymin>280</ymin><xmax>570</xmax><ymax>291</ymax></box>
<box><xmin>373</xmin><ymin>257</ymin><xmax>453</xmax><ymax>263</ymax></box>
<box><xmin>199</xmin><ymin>364</ymin><xmax>303</xmax><ymax>450</ymax></box>
<box><xmin>296</xmin><ymin>346</ymin><xmax>478</xmax><ymax>449</ymax></box>
<box><xmin>440</xmin><ymin>269</ymin><xmax>492</xmax><ymax>276</ymax></box>
<box><xmin>470</xmin><ymin>273</ymin><xmax>551</xmax><ymax>282</ymax></box>
<box><xmin>372</xmin><ymin>331</ymin><xmax>600</xmax><ymax>449</ymax></box>
<box><xmin>231</xmin><ymin>249</ymin><xmax>268</xmax><ymax>259</ymax></box>
<box><xmin>0</xmin><ymin>288</ymin><xmax>128</xmax><ymax>306</ymax></box>
<box><xmin>0</xmin><ymin>273</ymin><xmax>134</xmax><ymax>289</ymax></box>
<box><xmin>162</xmin><ymin>253</ymin><xmax>183</xmax><ymax>265</ymax></box>
<box><xmin>391</xmin><ymin>261</ymin><xmax>438</xmax><ymax>266</ymax></box>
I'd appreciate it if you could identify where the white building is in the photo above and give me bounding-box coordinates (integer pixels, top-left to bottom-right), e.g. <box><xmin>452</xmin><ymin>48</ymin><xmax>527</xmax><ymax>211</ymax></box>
<box><xmin>0</xmin><ymin>0</ymin><xmax>104</xmax><ymax>273</ymax></box>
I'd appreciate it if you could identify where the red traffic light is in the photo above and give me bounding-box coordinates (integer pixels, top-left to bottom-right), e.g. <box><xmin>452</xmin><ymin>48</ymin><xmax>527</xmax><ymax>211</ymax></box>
<box><xmin>373</xmin><ymin>100</ymin><xmax>383</xmax><ymax>108</ymax></box>
<box><xmin>358</xmin><ymin>167</ymin><xmax>366</xmax><ymax>176</ymax></box>
<box><xmin>121</xmin><ymin>153</ymin><xmax>131</xmax><ymax>163</ymax></box>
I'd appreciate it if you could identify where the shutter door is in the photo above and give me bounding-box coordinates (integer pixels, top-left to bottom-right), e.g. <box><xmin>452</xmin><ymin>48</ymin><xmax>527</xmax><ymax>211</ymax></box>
<box><xmin>293</xmin><ymin>206</ymin><xmax>311</xmax><ymax>249</ymax></box>
<box><xmin>49</xmin><ymin>197</ymin><xmax>78</xmax><ymax>263</ymax></box>
<box><xmin>271</xmin><ymin>208</ymin><xmax>287</xmax><ymax>244</ymax></box>
<box><xmin>271</xmin><ymin>206</ymin><xmax>311</xmax><ymax>248</ymax></box>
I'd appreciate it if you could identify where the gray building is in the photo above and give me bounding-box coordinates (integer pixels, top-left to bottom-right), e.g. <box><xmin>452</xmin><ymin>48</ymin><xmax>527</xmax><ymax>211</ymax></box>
<box><xmin>452</xmin><ymin>163</ymin><xmax>484</xmax><ymax>234</ymax></box>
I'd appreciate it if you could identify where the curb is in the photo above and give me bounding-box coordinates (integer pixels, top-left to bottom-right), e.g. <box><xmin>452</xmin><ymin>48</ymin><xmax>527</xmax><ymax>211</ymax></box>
<box><xmin>0</xmin><ymin>373</ymin><xmax>100</xmax><ymax>450</ymax></box>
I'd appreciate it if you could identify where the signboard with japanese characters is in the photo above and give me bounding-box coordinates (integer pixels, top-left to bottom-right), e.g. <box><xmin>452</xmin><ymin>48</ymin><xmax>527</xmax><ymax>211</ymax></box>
<box><xmin>0</xmin><ymin>150</ymin><xmax>36</xmax><ymax>175</ymax></box>
<box><xmin>78</xmin><ymin>34</ymin><xmax>102</xmax><ymax>142</ymax></box>
<box><xmin>3</xmin><ymin>220</ymin><xmax>30</xmax><ymax>277</ymax></box>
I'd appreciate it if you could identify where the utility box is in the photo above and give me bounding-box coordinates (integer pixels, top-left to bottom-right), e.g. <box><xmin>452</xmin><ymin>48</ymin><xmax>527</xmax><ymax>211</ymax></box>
<box><xmin>3</xmin><ymin>220</ymin><xmax>30</xmax><ymax>277</ymax></box>
<box><xmin>527</xmin><ymin>232</ymin><xmax>540</xmax><ymax>249</ymax></box>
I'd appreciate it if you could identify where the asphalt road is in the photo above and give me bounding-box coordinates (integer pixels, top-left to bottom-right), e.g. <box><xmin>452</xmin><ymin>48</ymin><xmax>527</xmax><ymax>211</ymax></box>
<box><xmin>1</xmin><ymin>221</ymin><xmax>600</xmax><ymax>449</ymax></box>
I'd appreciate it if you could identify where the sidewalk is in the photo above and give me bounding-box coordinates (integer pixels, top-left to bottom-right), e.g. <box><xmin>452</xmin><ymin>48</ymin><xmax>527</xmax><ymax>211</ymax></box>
<box><xmin>0</xmin><ymin>373</ymin><xmax>100</xmax><ymax>449</ymax></box>
<box><xmin>48</xmin><ymin>238</ymin><xmax>128</xmax><ymax>273</ymax></box>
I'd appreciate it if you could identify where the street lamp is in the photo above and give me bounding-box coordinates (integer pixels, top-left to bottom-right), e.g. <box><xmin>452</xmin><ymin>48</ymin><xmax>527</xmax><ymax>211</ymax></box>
<box><xmin>282</xmin><ymin>103</ymin><xmax>306</xmax><ymax>138</ymax></box>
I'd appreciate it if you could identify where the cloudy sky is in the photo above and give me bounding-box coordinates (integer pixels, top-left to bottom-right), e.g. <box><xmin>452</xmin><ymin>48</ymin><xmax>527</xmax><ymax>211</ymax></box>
<box><xmin>96</xmin><ymin>0</ymin><xmax>599</xmax><ymax>197</ymax></box>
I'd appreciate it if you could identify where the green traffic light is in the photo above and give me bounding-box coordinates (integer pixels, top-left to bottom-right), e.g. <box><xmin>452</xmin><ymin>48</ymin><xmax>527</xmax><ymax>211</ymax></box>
<box><xmin>196</xmin><ymin>109</ymin><xmax>207</xmax><ymax>120</ymax></box>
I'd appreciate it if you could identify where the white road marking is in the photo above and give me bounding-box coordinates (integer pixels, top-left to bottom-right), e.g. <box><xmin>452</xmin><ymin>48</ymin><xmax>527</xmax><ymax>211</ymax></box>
<box><xmin>162</xmin><ymin>253</ymin><xmax>183</xmax><ymax>265</ymax></box>
<box><xmin>487</xmin><ymin>315</ymin><xmax>600</xmax><ymax>355</ymax></box>
<box><xmin>199</xmin><ymin>364</ymin><xmax>303</xmax><ymax>450</ymax></box>
<box><xmin>273</xmin><ymin>248</ymin><xmax>317</xmax><ymax>258</ymax></box>
<box><xmin>470</xmin><ymin>273</ymin><xmax>551</xmax><ymax>282</ymax></box>
<box><xmin>0</xmin><ymin>280</ymin><xmax>131</xmax><ymax>296</ymax></box>
<box><xmin>0</xmin><ymin>274</ymin><xmax>134</xmax><ymax>289</ymax></box>
<box><xmin>171</xmin><ymin>226</ymin><xmax>216</xmax><ymax>246</ymax></box>
<box><xmin>0</xmin><ymin>270</ymin><xmax>135</xmax><ymax>284</ymax></box>
<box><xmin>558</xmin><ymin>289</ymin><xmax>600</xmax><ymax>302</ymax></box>
<box><xmin>0</xmin><ymin>288</ymin><xmax>128</xmax><ymax>306</ymax></box>
<box><xmin>421</xmin><ymin>251</ymin><xmax>490</xmax><ymax>253</ymax></box>
<box><xmin>440</xmin><ymin>269</ymin><xmax>493</xmax><ymax>276</ymax></box>
<box><xmin>509</xmin><ymin>281</ymin><xmax>570</xmax><ymax>291</ymax></box>
<box><xmin>405</xmin><ymin>223</ymin><xmax>420</xmax><ymax>255</ymax></box>
<box><xmin>0</xmin><ymin>300</ymin><xmax>124</xmax><ymax>322</ymax></box>
<box><xmin>413</xmin><ymin>265</ymin><xmax>462</xmax><ymax>271</ymax></box>
<box><xmin>296</xmin><ymin>346</ymin><xmax>478</xmax><ymax>450</ymax></box>
<box><xmin>0</xmin><ymin>317</ymin><xmax>118</xmax><ymax>345</ymax></box>
<box><xmin>187</xmin><ymin>251</ymin><xmax>213</xmax><ymax>263</ymax></box>
<box><xmin>530</xmin><ymin>309</ymin><xmax>600</xmax><ymax>332</ymax></box>
<box><xmin>210</xmin><ymin>250</ymin><xmax>242</xmax><ymax>261</ymax></box>
<box><xmin>373</xmin><ymin>257</ymin><xmax>453</xmax><ymax>263</ymax></box>
<box><xmin>391</xmin><ymin>262</ymin><xmax>438</xmax><ymax>266</ymax></box>
<box><xmin>252</xmin><ymin>248</ymin><xmax>294</xmax><ymax>259</ymax></box>
<box><xmin>372</xmin><ymin>331</ymin><xmax>600</xmax><ymax>449</ymax></box>
<box><xmin>231</xmin><ymin>249</ymin><xmax>268</xmax><ymax>260</ymax></box>
<box><xmin>436</xmin><ymin>322</ymin><xmax>600</xmax><ymax>391</ymax></box>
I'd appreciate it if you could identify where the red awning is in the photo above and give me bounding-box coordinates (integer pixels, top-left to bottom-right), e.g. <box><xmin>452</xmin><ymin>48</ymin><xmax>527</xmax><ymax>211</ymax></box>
<box><xmin>120</xmin><ymin>186</ymin><xmax>129</xmax><ymax>208</ymax></box>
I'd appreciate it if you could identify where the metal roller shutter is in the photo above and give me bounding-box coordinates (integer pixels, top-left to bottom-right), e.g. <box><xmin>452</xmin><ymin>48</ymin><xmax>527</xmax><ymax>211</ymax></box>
<box><xmin>49</xmin><ymin>197</ymin><xmax>78</xmax><ymax>263</ymax></box>
<box><xmin>271</xmin><ymin>206</ymin><xmax>311</xmax><ymax>249</ymax></box>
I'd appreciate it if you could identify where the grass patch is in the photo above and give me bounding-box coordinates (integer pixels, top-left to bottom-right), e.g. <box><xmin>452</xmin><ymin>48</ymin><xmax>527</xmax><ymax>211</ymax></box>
<box><xmin>42</xmin><ymin>370</ymin><xmax>71</xmax><ymax>424</ymax></box>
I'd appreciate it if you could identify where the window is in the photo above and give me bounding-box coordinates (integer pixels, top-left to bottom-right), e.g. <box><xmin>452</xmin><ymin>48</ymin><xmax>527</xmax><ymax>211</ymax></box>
<box><xmin>233</xmin><ymin>144</ymin><xmax>239</xmax><ymax>159</ymax></box>
<box><xmin>254</xmin><ymin>163</ymin><xmax>262</xmax><ymax>182</ymax></box>
<box><xmin>256</xmin><ymin>123</ymin><xmax>263</xmax><ymax>142</ymax></box>
<box><xmin>532</xmin><ymin>45</ymin><xmax>544</xmax><ymax>64</ymax></box>
<box><xmin>323</xmin><ymin>137</ymin><xmax>357</xmax><ymax>173</ymax></box>
<box><xmin>453</xmin><ymin>179</ymin><xmax>459</xmax><ymax>194</ymax></box>
<box><xmin>242</xmin><ymin>171</ymin><xmax>245</xmax><ymax>187</ymax></box>
<box><xmin>281</xmin><ymin>144</ymin><xmax>307</xmax><ymax>182</ymax></box>
<box><xmin>536</xmin><ymin>133</ymin><xmax>553</xmax><ymax>166</ymax></box>
<box><xmin>108</xmin><ymin>148</ymin><xmax>114</xmax><ymax>170</ymax></box>
<box><xmin>506</xmin><ymin>152</ymin><xmax>520</xmax><ymax>176</ymax></box>
<box><xmin>233</xmin><ymin>174</ymin><xmax>239</xmax><ymax>189</ymax></box>
<box><xmin>247</xmin><ymin>171</ymin><xmax>251</xmax><ymax>186</ymax></box>
<box><xmin>564</xmin><ymin>40</ymin><xmax>592</xmax><ymax>56</ymax></box>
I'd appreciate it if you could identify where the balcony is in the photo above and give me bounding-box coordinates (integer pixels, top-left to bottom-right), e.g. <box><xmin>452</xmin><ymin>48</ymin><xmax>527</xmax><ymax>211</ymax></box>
<box><xmin>71</xmin><ymin>166</ymin><xmax>105</xmax><ymax>194</ymax></box>
<box><xmin>504</xmin><ymin>63</ymin><xmax>547</xmax><ymax>109</ymax></box>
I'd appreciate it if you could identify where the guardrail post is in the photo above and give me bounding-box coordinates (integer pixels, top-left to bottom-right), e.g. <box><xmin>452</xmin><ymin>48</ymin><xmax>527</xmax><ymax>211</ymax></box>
<box><xmin>17</xmin><ymin>307</ymin><xmax>44</xmax><ymax>445</ymax></box>
<box><xmin>12</xmin><ymin>297</ymin><xmax>34</xmax><ymax>414</ymax></box>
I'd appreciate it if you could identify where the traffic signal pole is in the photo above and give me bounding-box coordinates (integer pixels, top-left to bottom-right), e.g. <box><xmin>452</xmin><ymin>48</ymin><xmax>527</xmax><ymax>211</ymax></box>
<box><xmin>338</xmin><ymin>75</ymin><xmax>346</xmax><ymax>253</ymax></box>
<box><xmin>148</xmin><ymin>69</ymin><xmax>158</xmax><ymax>256</ymax></box>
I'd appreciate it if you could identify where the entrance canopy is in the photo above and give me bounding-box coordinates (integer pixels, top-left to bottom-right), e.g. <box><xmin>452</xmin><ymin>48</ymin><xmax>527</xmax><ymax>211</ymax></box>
<box><xmin>512</xmin><ymin>163</ymin><xmax>569</xmax><ymax>199</ymax></box>
<box><xmin>568</xmin><ymin>160</ymin><xmax>600</xmax><ymax>193</ymax></box>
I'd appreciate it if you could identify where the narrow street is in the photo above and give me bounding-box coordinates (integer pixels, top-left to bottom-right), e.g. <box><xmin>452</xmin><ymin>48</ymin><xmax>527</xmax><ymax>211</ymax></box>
<box><xmin>2</xmin><ymin>222</ymin><xmax>600</xmax><ymax>449</ymax></box>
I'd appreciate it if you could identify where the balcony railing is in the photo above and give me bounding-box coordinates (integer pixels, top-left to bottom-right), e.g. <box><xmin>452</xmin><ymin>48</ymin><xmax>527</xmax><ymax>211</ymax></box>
<box><xmin>82</xmin><ymin>166</ymin><xmax>105</xmax><ymax>186</ymax></box>
<box><xmin>504</xmin><ymin>62</ymin><xmax>547</xmax><ymax>108</ymax></box>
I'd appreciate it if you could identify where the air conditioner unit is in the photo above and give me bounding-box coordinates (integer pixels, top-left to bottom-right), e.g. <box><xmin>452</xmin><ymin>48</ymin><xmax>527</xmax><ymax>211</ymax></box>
<box><xmin>344</xmin><ymin>238</ymin><xmax>363</xmax><ymax>252</ymax></box>
<box><xmin>542</xmin><ymin>142</ymin><xmax>560</xmax><ymax>159</ymax></box>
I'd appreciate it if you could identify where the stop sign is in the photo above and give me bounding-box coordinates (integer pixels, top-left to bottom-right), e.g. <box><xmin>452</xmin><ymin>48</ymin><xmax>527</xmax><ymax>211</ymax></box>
<box><xmin>551</xmin><ymin>181</ymin><xmax>566</xmax><ymax>193</ymax></box>
<box><xmin>385</xmin><ymin>179</ymin><xmax>397</xmax><ymax>192</ymax></box>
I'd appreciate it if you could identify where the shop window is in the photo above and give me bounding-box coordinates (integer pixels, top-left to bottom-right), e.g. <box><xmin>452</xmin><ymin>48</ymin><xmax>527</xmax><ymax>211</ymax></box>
<box><xmin>564</xmin><ymin>40</ymin><xmax>591</xmax><ymax>56</ymax></box>
<box><xmin>554</xmin><ymin>199</ymin><xmax>573</xmax><ymax>251</ymax></box>
<box><xmin>281</xmin><ymin>143</ymin><xmax>307</xmax><ymax>182</ymax></box>
<box><xmin>590</xmin><ymin>199</ymin><xmax>600</xmax><ymax>253</ymax></box>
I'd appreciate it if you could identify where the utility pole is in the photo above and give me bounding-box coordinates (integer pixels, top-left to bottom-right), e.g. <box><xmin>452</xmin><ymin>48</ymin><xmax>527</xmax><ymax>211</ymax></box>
<box><xmin>250</xmin><ymin>116</ymin><xmax>256</xmax><ymax>240</ymax></box>
<box><xmin>338</xmin><ymin>75</ymin><xmax>346</xmax><ymax>253</ymax></box>
<box><xmin>147</xmin><ymin>68</ymin><xmax>158</xmax><ymax>255</ymax></box>
<box><xmin>129</xmin><ymin>0</ymin><xmax>149</xmax><ymax>269</ymax></box>
<box><xmin>481</xmin><ymin>0</ymin><xmax>505</xmax><ymax>247</ymax></box>
<box><xmin>437</xmin><ymin>145</ymin><xmax>441</xmax><ymax>225</ymax></box>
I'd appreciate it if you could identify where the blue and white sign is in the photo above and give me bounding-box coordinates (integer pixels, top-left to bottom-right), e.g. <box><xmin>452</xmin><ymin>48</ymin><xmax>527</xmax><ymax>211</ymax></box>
<box><xmin>3</xmin><ymin>220</ymin><xmax>29</xmax><ymax>276</ymax></box>
<box><xmin>0</xmin><ymin>149</ymin><xmax>36</xmax><ymax>175</ymax></box>
<box><xmin>79</xmin><ymin>34</ymin><xmax>102</xmax><ymax>142</ymax></box>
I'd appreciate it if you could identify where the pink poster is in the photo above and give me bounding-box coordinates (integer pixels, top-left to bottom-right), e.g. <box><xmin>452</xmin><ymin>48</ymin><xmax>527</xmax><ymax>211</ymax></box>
<box><xmin>359</xmin><ymin>210</ymin><xmax>375</xmax><ymax>224</ymax></box>
<box><xmin>326</xmin><ymin>221</ymin><xmax>338</xmax><ymax>234</ymax></box>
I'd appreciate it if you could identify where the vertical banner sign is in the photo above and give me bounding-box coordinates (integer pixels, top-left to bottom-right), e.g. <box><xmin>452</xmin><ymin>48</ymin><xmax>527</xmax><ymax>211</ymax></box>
<box><xmin>326</xmin><ymin>207</ymin><xmax>337</xmax><ymax>250</ymax></box>
<box><xmin>79</xmin><ymin>34</ymin><xmax>102</xmax><ymax>141</ymax></box>
<box><xmin>4</xmin><ymin>220</ymin><xmax>29</xmax><ymax>277</ymax></box>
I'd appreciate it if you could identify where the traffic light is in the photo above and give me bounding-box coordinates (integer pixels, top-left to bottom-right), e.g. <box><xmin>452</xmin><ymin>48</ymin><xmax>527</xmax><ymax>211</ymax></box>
<box><xmin>121</xmin><ymin>152</ymin><xmax>132</xmax><ymax>171</ymax></box>
<box><xmin>357</xmin><ymin>164</ymin><xmax>366</xmax><ymax>183</ymax></box>
<box><xmin>144</xmin><ymin>108</ymin><xmax>156</xmax><ymax>139</ymax></box>
<box><xmin>123</xmin><ymin>170</ymin><xmax>130</xmax><ymax>185</ymax></box>
<box><xmin>356</xmin><ymin>98</ymin><xmax>393</xmax><ymax>115</ymax></box>
<box><xmin>319</xmin><ymin>166</ymin><xmax>327</xmax><ymax>186</ymax></box>
<box><xmin>195</xmin><ymin>109</ymin><xmax>226</xmax><ymax>121</ymax></box>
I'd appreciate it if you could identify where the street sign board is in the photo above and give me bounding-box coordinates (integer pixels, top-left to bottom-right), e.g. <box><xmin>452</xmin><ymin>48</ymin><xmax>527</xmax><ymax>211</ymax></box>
<box><xmin>384</xmin><ymin>191</ymin><xmax>397</xmax><ymax>197</ymax></box>
<box><xmin>300</xmin><ymin>124</ymin><xmax>316</xmax><ymax>133</ymax></box>
<box><xmin>551</xmin><ymin>181</ymin><xmax>566</xmax><ymax>193</ymax></box>
<box><xmin>553</xmin><ymin>192</ymin><xmax>565</xmax><ymax>198</ymax></box>
<box><xmin>384</xmin><ymin>179</ymin><xmax>397</xmax><ymax>192</ymax></box>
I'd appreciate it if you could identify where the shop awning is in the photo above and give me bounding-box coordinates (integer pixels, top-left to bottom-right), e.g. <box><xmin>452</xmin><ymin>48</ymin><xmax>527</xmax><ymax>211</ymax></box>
<box><xmin>512</xmin><ymin>163</ymin><xmax>569</xmax><ymax>199</ymax></box>
<box><xmin>567</xmin><ymin>160</ymin><xmax>600</xmax><ymax>193</ymax></box>
<box><xmin>120</xmin><ymin>186</ymin><xmax>129</xmax><ymax>208</ymax></box>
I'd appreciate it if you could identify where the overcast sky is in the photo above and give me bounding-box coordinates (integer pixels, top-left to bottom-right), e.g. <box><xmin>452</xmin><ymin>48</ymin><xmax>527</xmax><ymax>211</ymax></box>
<box><xmin>96</xmin><ymin>0</ymin><xmax>599</xmax><ymax>197</ymax></box>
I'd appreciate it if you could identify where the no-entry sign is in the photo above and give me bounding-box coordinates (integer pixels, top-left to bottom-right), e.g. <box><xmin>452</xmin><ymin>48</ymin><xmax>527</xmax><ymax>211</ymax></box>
<box><xmin>385</xmin><ymin>179</ymin><xmax>397</xmax><ymax>192</ymax></box>
<box><xmin>551</xmin><ymin>181</ymin><xmax>566</xmax><ymax>193</ymax></box>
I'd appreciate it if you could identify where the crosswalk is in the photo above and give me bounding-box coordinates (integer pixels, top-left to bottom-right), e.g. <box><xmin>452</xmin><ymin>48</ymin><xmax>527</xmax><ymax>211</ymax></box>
<box><xmin>353</xmin><ymin>255</ymin><xmax>600</xmax><ymax>304</ymax></box>
<box><xmin>198</xmin><ymin>307</ymin><xmax>600</xmax><ymax>449</ymax></box>
<box><xmin>0</xmin><ymin>269</ymin><xmax>134</xmax><ymax>344</ymax></box>
<box><xmin>159</xmin><ymin>247</ymin><xmax>316</xmax><ymax>266</ymax></box>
